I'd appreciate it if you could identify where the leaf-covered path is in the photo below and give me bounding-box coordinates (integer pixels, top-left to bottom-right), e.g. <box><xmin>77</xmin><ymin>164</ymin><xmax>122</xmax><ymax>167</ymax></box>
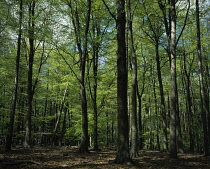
<box><xmin>1</xmin><ymin>146</ymin><xmax>210</xmax><ymax>168</ymax></box>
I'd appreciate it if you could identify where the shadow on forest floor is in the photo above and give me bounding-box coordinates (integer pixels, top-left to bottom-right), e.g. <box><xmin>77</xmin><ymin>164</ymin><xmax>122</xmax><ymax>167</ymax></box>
<box><xmin>0</xmin><ymin>146</ymin><xmax>210</xmax><ymax>168</ymax></box>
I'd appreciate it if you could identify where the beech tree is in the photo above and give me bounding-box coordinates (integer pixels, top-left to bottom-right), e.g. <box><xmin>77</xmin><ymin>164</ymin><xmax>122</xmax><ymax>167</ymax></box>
<box><xmin>24</xmin><ymin>1</ymin><xmax>36</xmax><ymax>148</ymax></box>
<box><xmin>0</xmin><ymin>0</ymin><xmax>209</xmax><ymax>159</ymax></box>
<box><xmin>66</xmin><ymin>0</ymin><xmax>92</xmax><ymax>152</ymax></box>
<box><xmin>169</xmin><ymin>0</ymin><xmax>178</xmax><ymax>158</ymax></box>
<box><xmin>127</xmin><ymin>0</ymin><xmax>138</xmax><ymax>158</ymax></box>
<box><xmin>141</xmin><ymin>0</ymin><xmax>168</xmax><ymax>151</ymax></box>
<box><xmin>195</xmin><ymin>0</ymin><xmax>209</xmax><ymax>156</ymax></box>
<box><xmin>5</xmin><ymin>0</ymin><xmax>23</xmax><ymax>151</ymax></box>
<box><xmin>114</xmin><ymin>0</ymin><xmax>131</xmax><ymax>164</ymax></box>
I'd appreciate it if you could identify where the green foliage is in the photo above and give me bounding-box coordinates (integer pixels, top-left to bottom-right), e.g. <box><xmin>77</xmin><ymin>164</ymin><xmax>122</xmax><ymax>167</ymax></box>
<box><xmin>0</xmin><ymin>0</ymin><xmax>209</xmax><ymax>153</ymax></box>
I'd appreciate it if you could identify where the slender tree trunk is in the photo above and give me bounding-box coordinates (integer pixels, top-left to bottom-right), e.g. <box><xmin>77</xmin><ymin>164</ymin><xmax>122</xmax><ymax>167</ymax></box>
<box><xmin>17</xmin><ymin>87</ymin><xmax>25</xmax><ymax>145</ymax></box>
<box><xmin>127</xmin><ymin>0</ymin><xmax>138</xmax><ymax>158</ymax></box>
<box><xmin>157</xmin><ymin>1</ymin><xmax>175</xmax><ymax>154</ymax></box>
<box><xmin>155</xmin><ymin>40</ymin><xmax>168</xmax><ymax>152</ymax></box>
<box><xmin>92</xmin><ymin>46</ymin><xmax>99</xmax><ymax>151</ymax></box>
<box><xmin>137</xmin><ymin>86</ymin><xmax>143</xmax><ymax>150</ymax></box>
<box><xmin>106</xmin><ymin>111</ymin><xmax>109</xmax><ymax>147</ymax></box>
<box><xmin>67</xmin><ymin>0</ymin><xmax>91</xmax><ymax>152</ymax></box>
<box><xmin>60</xmin><ymin>105</ymin><xmax>68</xmax><ymax>145</ymax></box>
<box><xmin>169</xmin><ymin>0</ymin><xmax>177</xmax><ymax>158</ymax></box>
<box><xmin>195</xmin><ymin>0</ymin><xmax>209</xmax><ymax>156</ymax></box>
<box><xmin>5</xmin><ymin>0</ymin><xmax>23</xmax><ymax>152</ymax></box>
<box><xmin>183</xmin><ymin>52</ymin><xmax>194</xmax><ymax>152</ymax></box>
<box><xmin>24</xmin><ymin>1</ymin><xmax>35</xmax><ymax>148</ymax></box>
<box><xmin>153</xmin><ymin>79</ymin><xmax>160</xmax><ymax>151</ymax></box>
<box><xmin>137</xmin><ymin>67</ymin><xmax>146</xmax><ymax>150</ymax></box>
<box><xmin>88</xmin><ymin>41</ymin><xmax>99</xmax><ymax>150</ymax></box>
<box><xmin>114</xmin><ymin>0</ymin><xmax>131</xmax><ymax>164</ymax></box>
<box><xmin>89</xmin><ymin>21</ymin><xmax>100</xmax><ymax>151</ymax></box>
<box><xmin>93</xmin><ymin>91</ymin><xmax>98</xmax><ymax>150</ymax></box>
<box><xmin>79</xmin><ymin>0</ymin><xmax>91</xmax><ymax>153</ymax></box>
<box><xmin>53</xmin><ymin>84</ymin><xmax>68</xmax><ymax>145</ymax></box>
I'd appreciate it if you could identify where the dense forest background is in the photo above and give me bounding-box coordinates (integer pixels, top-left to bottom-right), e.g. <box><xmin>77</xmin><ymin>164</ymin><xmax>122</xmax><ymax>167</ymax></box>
<box><xmin>0</xmin><ymin>0</ymin><xmax>209</xmax><ymax>162</ymax></box>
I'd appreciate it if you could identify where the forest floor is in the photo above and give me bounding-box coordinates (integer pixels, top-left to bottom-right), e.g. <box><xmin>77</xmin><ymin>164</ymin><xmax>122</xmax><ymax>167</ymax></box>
<box><xmin>1</xmin><ymin>146</ymin><xmax>210</xmax><ymax>169</ymax></box>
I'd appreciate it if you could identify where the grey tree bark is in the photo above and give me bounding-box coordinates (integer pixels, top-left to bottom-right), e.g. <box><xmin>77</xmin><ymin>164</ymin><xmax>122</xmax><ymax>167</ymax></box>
<box><xmin>169</xmin><ymin>0</ymin><xmax>178</xmax><ymax>158</ymax></box>
<box><xmin>24</xmin><ymin>1</ymin><xmax>35</xmax><ymax>148</ymax></box>
<box><xmin>127</xmin><ymin>0</ymin><xmax>138</xmax><ymax>158</ymax></box>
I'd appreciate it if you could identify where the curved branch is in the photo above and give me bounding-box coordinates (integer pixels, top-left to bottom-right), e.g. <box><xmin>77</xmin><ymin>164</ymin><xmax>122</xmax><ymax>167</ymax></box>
<box><xmin>102</xmin><ymin>0</ymin><xmax>116</xmax><ymax>21</ymax></box>
<box><xmin>56</xmin><ymin>48</ymin><xmax>81</xmax><ymax>84</ymax></box>
<box><xmin>176</xmin><ymin>0</ymin><xmax>190</xmax><ymax>44</ymax></box>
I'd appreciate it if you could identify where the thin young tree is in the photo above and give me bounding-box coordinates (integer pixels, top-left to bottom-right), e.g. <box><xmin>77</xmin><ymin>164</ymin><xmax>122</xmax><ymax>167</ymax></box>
<box><xmin>181</xmin><ymin>50</ymin><xmax>195</xmax><ymax>152</ymax></box>
<box><xmin>127</xmin><ymin>0</ymin><xmax>138</xmax><ymax>158</ymax></box>
<box><xmin>5</xmin><ymin>0</ymin><xmax>23</xmax><ymax>151</ymax></box>
<box><xmin>89</xmin><ymin>20</ymin><xmax>101</xmax><ymax>151</ymax></box>
<box><xmin>141</xmin><ymin>1</ymin><xmax>168</xmax><ymax>151</ymax></box>
<box><xmin>24</xmin><ymin>1</ymin><xmax>36</xmax><ymax>148</ymax></box>
<box><xmin>195</xmin><ymin>0</ymin><xmax>209</xmax><ymax>156</ymax></box>
<box><xmin>53</xmin><ymin>84</ymin><xmax>68</xmax><ymax>145</ymax></box>
<box><xmin>169</xmin><ymin>0</ymin><xmax>178</xmax><ymax>158</ymax></box>
<box><xmin>66</xmin><ymin>0</ymin><xmax>91</xmax><ymax>152</ymax></box>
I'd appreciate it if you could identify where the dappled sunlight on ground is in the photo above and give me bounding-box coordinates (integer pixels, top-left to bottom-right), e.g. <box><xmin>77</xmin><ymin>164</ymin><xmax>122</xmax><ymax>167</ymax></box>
<box><xmin>1</xmin><ymin>147</ymin><xmax>210</xmax><ymax>168</ymax></box>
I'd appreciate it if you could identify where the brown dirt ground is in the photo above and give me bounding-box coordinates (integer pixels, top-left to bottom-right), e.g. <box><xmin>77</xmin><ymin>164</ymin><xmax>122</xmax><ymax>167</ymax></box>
<box><xmin>0</xmin><ymin>146</ymin><xmax>210</xmax><ymax>169</ymax></box>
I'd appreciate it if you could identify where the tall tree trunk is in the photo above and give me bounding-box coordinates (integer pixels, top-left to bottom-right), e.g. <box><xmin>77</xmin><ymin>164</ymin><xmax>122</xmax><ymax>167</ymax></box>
<box><xmin>137</xmin><ymin>85</ymin><xmax>143</xmax><ymax>150</ymax></box>
<box><xmin>195</xmin><ymin>0</ymin><xmax>209</xmax><ymax>156</ymax></box>
<box><xmin>5</xmin><ymin>0</ymin><xmax>23</xmax><ymax>151</ymax></box>
<box><xmin>67</xmin><ymin>0</ymin><xmax>91</xmax><ymax>152</ymax></box>
<box><xmin>159</xmin><ymin>0</ymin><xmax>189</xmax><ymax>153</ymax></box>
<box><xmin>79</xmin><ymin>54</ymin><xmax>89</xmax><ymax>152</ymax></box>
<box><xmin>87</xmin><ymin>42</ymin><xmax>99</xmax><ymax>150</ymax></box>
<box><xmin>92</xmin><ymin>42</ymin><xmax>99</xmax><ymax>151</ymax></box>
<box><xmin>137</xmin><ymin>65</ymin><xmax>146</xmax><ymax>150</ymax></box>
<box><xmin>127</xmin><ymin>0</ymin><xmax>138</xmax><ymax>158</ymax></box>
<box><xmin>89</xmin><ymin>21</ymin><xmax>100</xmax><ymax>151</ymax></box>
<box><xmin>114</xmin><ymin>0</ymin><xmax>131</xmax><ymax>164</ymax></box>
<box><xmin>155</xmin><ymin>40</ymin><xmax>168</xmax><ymax>152</ymax></box>
<box><xmin>92</xmin><ymin>85</ymin><xmax>98</xmax><ymax>150</ymax></box>
<box><xmin>153</xmin><ymin>79</ymin><xmax>160</xmax><ymax>151</ymax></box>
<box><xmin>205</xmin><ymin>60</ymin><xmax>210</xmax><ymax>149</ymax></box>
<box><xmin>24</xmin><ymin>1</ymin><xmax>35</xmax><ymax>148</ymax></box>
<box><xmin>183</xmin><ymin>52</ymin><xmax>194</xmax><ymax>152</ymax></box>
<box><xmin>204</xmin><ymin>56</ymin><xmax>210</xmax><ymax>152</ymax></box>
<box><xmin>79</xmin><ymin>0</ymin><xmax>91</xmax><ymax>153</ymax></box>
<box><xmin>169</xmin><ymin>0</ymin><xmax>177</xmax><ymax>158</ymax></box>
